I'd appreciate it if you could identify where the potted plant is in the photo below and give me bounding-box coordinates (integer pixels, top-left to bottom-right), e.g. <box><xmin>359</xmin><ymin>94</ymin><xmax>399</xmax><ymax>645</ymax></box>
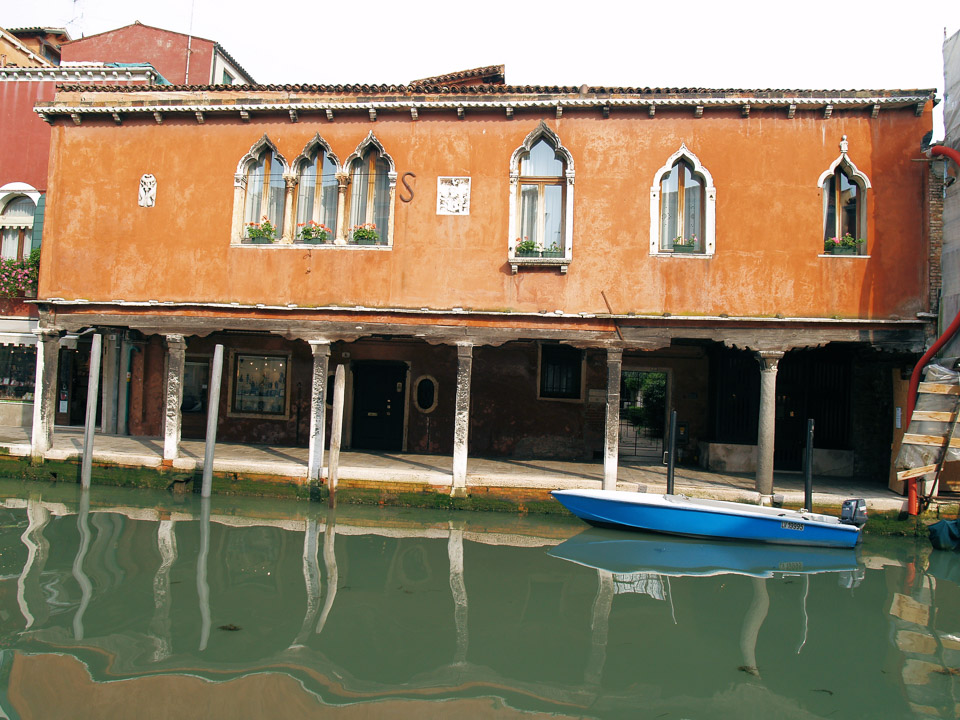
<box><xmin>298</xmin><ymin>220</ymin><xmax>330</xmax><ymax>244</ymax></box>
<box><xmin>350</xmin><ymin>223</ymin><xmax>379</xmax><ymax>245</ymax></box>
<box><xmin>246</xmin><ymin>216</ymin><xmax>277</xmax><ymax>244</ymax></box>
<box><xmin>515</xmin><ymin>237</ymin><xmax>563</xmax><ymax>258</ymax></box>
<box><xmin>824</xmin><ymin>233</ymin><xmax>863</xmax><ymax>255</ymax></box>
<box><xmin>671</xmin><ymin>235</ymin><xmax>698</xmax><ymax>253</ymax></box>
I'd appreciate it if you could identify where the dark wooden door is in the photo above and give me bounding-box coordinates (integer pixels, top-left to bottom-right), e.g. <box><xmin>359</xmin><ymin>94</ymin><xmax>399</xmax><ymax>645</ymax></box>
<box><xmin>351</xmin><ymin>363</ymin><xmax>406</xmax><ymax>451</ymax></box>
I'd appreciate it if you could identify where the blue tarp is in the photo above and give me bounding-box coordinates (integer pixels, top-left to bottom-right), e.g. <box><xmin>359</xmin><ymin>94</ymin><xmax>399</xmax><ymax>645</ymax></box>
<box><xmin>928</xmin><ymin>518</ymin><xmax>960</xmax><ymax>550</ymax></box>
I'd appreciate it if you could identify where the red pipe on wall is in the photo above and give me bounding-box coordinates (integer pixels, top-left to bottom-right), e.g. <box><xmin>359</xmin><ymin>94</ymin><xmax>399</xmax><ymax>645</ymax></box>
<box><xmin>905</xmin><ymin>144</ymin><xmax>960</xmax><ymax>514</ymax></box>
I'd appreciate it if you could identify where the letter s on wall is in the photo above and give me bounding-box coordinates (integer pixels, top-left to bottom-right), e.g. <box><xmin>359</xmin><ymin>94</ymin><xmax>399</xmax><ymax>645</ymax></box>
<box><xmin>400</xmin><ymin>172</ymin><xmax>416</xmax><ymax>203</ymax></box>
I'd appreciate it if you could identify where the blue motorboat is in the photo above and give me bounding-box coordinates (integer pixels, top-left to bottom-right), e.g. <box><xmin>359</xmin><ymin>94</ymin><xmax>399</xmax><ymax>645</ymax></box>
<box><xmin>548</xmin><ymin>527</ymin><xmax>860</xmax><ymax>578</ymax></box>
<box><xmin>550</xmin><ymin>489</ymin><xmax>866</xmax><ymax>548</ymax></box>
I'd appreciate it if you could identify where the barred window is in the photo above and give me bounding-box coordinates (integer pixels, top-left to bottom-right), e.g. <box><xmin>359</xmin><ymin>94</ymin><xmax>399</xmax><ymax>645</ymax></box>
<box><xmin>539</xmin><ymin>345</ymin><xmax>582</xmax><ymax>400</ymax></box>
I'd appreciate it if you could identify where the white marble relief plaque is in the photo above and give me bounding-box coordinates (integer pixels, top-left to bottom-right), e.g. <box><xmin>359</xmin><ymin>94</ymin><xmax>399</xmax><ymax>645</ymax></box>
<box><xmin>436</xmin><ymin>177</ymin><xmax>470</xmax><ymax>215</ymax></box>
<box><xmin>138</xmin><ymin>174</ymin><xmax>157</xmax><ymax>207</ymax></box>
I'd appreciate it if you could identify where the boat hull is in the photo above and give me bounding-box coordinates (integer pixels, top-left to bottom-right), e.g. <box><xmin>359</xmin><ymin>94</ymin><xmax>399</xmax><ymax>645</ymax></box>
<box><xmin>551</xmin><ymin>489</ymin><xmax>861</xmax><ymax>549</ymax></box>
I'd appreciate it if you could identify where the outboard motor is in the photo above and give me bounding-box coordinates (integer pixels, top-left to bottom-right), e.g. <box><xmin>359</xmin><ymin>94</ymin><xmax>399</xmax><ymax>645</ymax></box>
<box><xmin>840</xmin><ymin>498</ymin><xmax>868</xmax><ymax>528</ymax></box>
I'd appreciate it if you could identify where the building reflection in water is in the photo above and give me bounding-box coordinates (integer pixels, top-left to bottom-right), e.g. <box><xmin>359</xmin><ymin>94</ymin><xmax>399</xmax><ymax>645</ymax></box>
<box><xmin>0</xmin><ymin>485</ymin><xmax>957</xmax><ymax>719</ymax></box>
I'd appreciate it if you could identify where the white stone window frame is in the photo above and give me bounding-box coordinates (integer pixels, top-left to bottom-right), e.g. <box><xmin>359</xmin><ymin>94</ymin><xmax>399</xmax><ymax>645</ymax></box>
<box><xmin>508</xmin><ymin>121</ymin><xmax>575</xmax><ymax>274</ymax></box>
<box><xmin>230</xmin><ymin>135</ymin><xmax>290</xmax><ymax>245</ymax></box>
<box><xmin>413</xmin><ymin>374</ymin><xmax>439</xmax><ymax>413</ymax></box>
<box><xmin>291</xmin><ymin>134</ymin><xmax>342</xmax><ymax>245</ymax></box>
<box><xmin>649</xmin><ymin>143</ymin><xmax>716</xmax><ymax>257</ymax></box>
<box><xmin>817</xmin><ymin>140</ymin><xmax>871</xmax><ymax>257</ymax></box>
<box><xmin>342</xmin><ymin>131</ymin><xmax>398</xmax><ymax>247</ymax></box>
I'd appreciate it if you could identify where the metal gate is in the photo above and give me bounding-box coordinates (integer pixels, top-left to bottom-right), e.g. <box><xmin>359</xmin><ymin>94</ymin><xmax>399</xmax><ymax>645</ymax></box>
<box><xmin>619</xmin><ymin>370</ymin><xmax>667</xmax><ymax>458</ymax></box>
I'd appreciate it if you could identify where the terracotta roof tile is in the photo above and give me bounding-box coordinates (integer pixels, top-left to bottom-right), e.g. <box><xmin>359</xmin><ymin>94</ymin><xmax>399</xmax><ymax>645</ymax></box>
<box><xmin>52</xmin><ymin>83</ymin><xmax>936</xmax><ymax>100</ymax></box>
<box><xmin>410</xmin><ymin>65</ymin><xmax>506</xmax><ymax>86</ymax></box>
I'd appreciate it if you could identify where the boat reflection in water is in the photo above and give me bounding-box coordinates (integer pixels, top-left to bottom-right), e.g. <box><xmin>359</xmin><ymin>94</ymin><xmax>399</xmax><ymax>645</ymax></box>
<box><xmin>549</xmin><ymin>528</ymin><xmax>865</xmax><ymax>684</ymax></box>
<box><xmin>549</xmin><ymin>527</ymin><xmax>864</xmax><ymax>579</ymax></box>
<box><xmin>0</xmin><ymin>481</ymin><xmax>957</xmax><ymax>719</ymax></box>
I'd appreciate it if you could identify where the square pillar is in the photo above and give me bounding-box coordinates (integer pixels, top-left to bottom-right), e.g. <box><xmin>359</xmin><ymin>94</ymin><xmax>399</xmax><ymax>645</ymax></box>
<box><xmin>30</xmin><ymin>329</ymin><xmax>60</xmax><ymax>462</ymax></box>
<box><xmin>756</xmin><ymin>351</ymin><xmax>783</xmax><ymax>499</ymax></box>
<box><xmin>163</xmin><ymin>334</ymin><xmax>186</xmax><ymax>462</ymax></box>
<box><xmin>117</xmin><ymin>337</ymin><xmax>132</xmax><ymax>436</ymax></box>
<box><xmin>307</xmin><ymin>341</ymin><xmax>331</xmax><ymax>482</ymax></box>
<box><xmin>100</xmin><ymin>333</ymin><xmax>119</xmax><ymax>435</ymax></box>
<box><xmin>452</xmin><ymin>343</ymin><xmax>473</xmax><ymax>494</ymax></box>
<box><xmin>603</xmin><ymin>349</ymin><xmax>622</xmax><ymax>490</ymax></box>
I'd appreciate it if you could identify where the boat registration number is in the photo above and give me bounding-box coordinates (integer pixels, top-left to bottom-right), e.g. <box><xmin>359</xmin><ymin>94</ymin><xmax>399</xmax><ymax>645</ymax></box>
<box><xmin>781</xmin><ymin>521</ymin><xmax>804</xmax><ymax>531</ymax></box>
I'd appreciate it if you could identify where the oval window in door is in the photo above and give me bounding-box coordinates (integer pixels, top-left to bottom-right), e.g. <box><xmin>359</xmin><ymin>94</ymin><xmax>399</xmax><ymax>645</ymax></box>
<box><xmin>414</xmin><ymin>375</ymin><xmax>438</xmax><ymax>413</ymax></box>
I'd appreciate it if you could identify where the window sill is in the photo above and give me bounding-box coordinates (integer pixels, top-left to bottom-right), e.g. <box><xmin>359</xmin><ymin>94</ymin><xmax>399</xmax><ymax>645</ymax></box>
<box><xmin>234</xmin><ymin>241</ymin><xmax>392</xmax><ymax>250</ymax></box>
<box><xmin>510</xmin><ymin>256</ymin><xmax>570</xmax><ymax>274</ymax></box>
<box><xmin>652</xmin><ymin>251</ymin><xmax>713</xmax><ymax>258</ymax></box>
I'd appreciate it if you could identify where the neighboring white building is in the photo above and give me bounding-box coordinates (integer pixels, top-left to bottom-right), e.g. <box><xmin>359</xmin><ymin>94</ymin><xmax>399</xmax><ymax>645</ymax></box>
<box><xmin>940</xmin><ymin>29</ymin><xmax>960</xmax><ymax>362</ymax></box>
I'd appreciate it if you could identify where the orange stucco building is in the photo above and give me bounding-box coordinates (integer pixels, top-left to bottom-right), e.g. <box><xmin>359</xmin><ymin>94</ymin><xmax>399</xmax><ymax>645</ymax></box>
<box><xmin>31</xmin><ymin>69</ymin><xmax>939</xmax><ymax>496</ymax></box>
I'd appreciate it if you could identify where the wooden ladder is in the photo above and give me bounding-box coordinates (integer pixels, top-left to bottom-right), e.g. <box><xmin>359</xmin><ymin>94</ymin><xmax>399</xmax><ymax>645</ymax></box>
<box><xmin>897</xmin><ymin>380</ymin><xmax>960</xmax><ymax>504</ymax></box>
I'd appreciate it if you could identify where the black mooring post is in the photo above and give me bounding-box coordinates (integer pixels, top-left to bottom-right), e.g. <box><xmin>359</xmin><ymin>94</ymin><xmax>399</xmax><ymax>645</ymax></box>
<box><xmin>666</xmin><ymin>410</ymin><xmax>678</xmax><ymax>495</ymax></box>
<box><xmin>804</xmin><ymin>418</ymin><xmax>815</xmax><ymax>511</ymax></box>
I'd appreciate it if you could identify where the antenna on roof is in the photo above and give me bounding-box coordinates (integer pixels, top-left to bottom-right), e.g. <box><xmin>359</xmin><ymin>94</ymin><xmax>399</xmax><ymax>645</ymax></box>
<box><xmin>185</xmin><ymin>0</ymin><xmax>196</xmax><ymax>84</ymax></box>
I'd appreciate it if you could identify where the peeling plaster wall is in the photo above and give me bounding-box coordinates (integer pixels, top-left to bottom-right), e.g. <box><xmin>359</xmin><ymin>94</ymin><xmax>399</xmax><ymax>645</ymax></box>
<box><xmin>40</xmin><ymin>102</ymin><xmax>932</xmax><ymax>321</ymax></box>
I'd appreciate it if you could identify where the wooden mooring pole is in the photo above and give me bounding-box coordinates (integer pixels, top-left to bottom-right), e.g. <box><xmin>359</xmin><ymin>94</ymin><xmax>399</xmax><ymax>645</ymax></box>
<box><xmin>201</xmin><ymin>344</ymin><xmax>224</xmax><ymax>498</ymax></box>
<box><xmin>327</xmin><ymin>365</ymin><xmax>346</xmax><ymax>509</ymax></box>
<box><xmin>665</xmin><ymin>409</ymin><xmax>677</xmax><ymax>495</ymax></box>
<box><xmin>80</xmin><ymin>333</ymin><xmax>102</xmax><ymax>489</ymax></box>
<box><xmin>804</xmin><ymin>419</ymin><xmax>815</xmax><ymax>511</ymax></box>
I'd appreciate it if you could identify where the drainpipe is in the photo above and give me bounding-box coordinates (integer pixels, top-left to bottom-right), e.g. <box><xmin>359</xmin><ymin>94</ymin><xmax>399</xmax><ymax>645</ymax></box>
<box><xmin>184</xmin><ymin>0</ymin><xmax>197</xmax><ymax>85</ymax></box>
<box><xmin>184</xmin><ymin>34</ymin><xmax>192</xmax><ymax>85</ymax></box>
<box><xmin>905</xmin><ymin>144</ymin><xmax>960</xmax><ymax>514</ymax></box>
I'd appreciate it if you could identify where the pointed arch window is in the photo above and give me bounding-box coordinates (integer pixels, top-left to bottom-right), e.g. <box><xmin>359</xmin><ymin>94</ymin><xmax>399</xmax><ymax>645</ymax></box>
<box><xmin>819</xmin><ymin>139</ymin><xmax>870</xmax><ymax>256</ymax></box>
<box><xmin>345</xmin><ymin>134</ymin><xmax>396</xmax><ymax>246</ymax></box>
<box><xmin>245</xmin><ymin>148</ymin><xmax>285</xmax><ymax>230</ymax></box>
<box><xmin>294</xmin><ymin>138</ymin><xmax>340</xmax><ymax>242</ymax></box>
<box><xmin>660</xmin><ymin>159</ymin><xmax>704</xmax><ymax>251</ymax></box>
<box><xmin>519</xmin><ymin>138</ymin><xmax>565</xmax><ymax>251</ymax></box>
<box><xmin>508</xmin><ymin>123</ymin><xmax>575</xmax><ymax>272</ymax></box>
<box><xmin>232</xmin><ymin>136</ymin><xmax>288</xmax><ymax>244</ymax></box>
<box><xmin>650</xmin><ymin>144</ymin><xmax>716</xmax><ymax>256</ymax></box>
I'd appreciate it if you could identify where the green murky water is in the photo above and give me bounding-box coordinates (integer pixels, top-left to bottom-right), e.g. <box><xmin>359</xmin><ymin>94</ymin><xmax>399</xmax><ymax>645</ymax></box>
<box><xmin>0</xmin><ymin>479</ymin><xmax>957</xmax><ymax>719</ymax></box>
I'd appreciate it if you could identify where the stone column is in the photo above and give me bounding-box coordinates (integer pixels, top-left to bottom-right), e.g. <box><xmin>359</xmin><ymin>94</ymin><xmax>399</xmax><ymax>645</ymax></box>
<box><xmin>452</xmin><ymin>343</ymin><xmax>473</xmax><ymax>495</ymax></box>
<box><xmin>231</xmin><ymin>174</ymin><xmax>247</xmax><ymax>243</ymax></box>
<box><xmin>603</xmin><ymin>348</ymin><xmax>622</xmax><ymax>490</ymax></box>
<box><xmin>117</xmin><ymin>336</ymin><xmax>132</xmax><ymax>436</ymax></box>
<box><xmin>307</xmin><ymin>341</ymin><xmax>331</xmax><ymax>483</ymax></box>
<box><xmin>386</xmin><ymin>171</ymin><xmax>398</xmax><ymax>246</ymax></box>
<box><xmin>756</xmin><ymin>351</ymin><xmax>784</xmax><ymax>499</ymax></box>
<box><xmin>281</xmin><ymin>173</ymin><xmax>298</xmax><ymax>243</ymax></box>
<box><xmin>100</xmin><ymin>333</ymin><xmax>119</xmax><ymax>435</ymax></box>
<box><xmin>335</xmin><ymin>172</ymin><xmax>349</xmax><ymax>244</ymax></box>
<box><xmin>30</xmin><ymin>329</ymin><xmax>60</xmax><ymax>462</ymax></box>
<box><xmin>163</xmin><ymin>334</ymin><xmax>186</xmax><ymax>462</ymax></box>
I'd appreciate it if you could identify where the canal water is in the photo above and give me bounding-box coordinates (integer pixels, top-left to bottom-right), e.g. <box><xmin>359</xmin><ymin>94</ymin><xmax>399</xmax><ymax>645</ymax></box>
<box><xmin>0</xmin><ymin>479</ymin><xmax>958</xmax><ymax>719</ymax></box>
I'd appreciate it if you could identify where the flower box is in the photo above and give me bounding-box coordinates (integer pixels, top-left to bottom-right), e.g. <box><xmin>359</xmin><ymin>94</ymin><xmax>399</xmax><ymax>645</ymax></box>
<box><xmin>829</xmin><ymin>247</ymin><xmax>858</xmax><ymax>256</ymax></box>
<box><xmin>249</xmin><ymin>237</ymin><xmax>274</xmax><ymax>244</ymax></box>
<box><xmin>671</xmin><ymin>245</ymin><xmax>699</xmax><ymax>254</ymax></box>
<box><xmin>516</xmin><ymin>249</ymin><xmax>564</xmax><ymax>258</ymax></box>
<box><xmin>299</xmin><ymin>237</ymin><xmax>327</xmax><ymax>245</ymax></box>
<box><xmin>355</xmin><ymin>238</ymin><xmax>380</xmax><ymax>246</ymax></box>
